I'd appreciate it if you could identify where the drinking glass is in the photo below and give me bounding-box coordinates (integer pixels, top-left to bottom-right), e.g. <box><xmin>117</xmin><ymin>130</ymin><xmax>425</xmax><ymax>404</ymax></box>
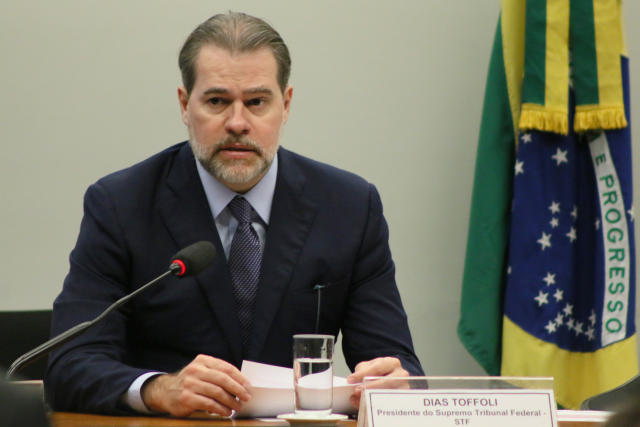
<box><xmin>293</xmin><ymin>334</ymin><xmax>334</xmax><ymax>416</ymax></box>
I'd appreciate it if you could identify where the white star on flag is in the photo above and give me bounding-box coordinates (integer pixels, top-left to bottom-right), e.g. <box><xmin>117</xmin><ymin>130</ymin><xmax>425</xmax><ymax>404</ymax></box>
<box><xmin>534</xmin><ymin>290</ymin><xmax>549</xmax><ymax>306</ymax></box>
<box><xmin>515</xmin><ymin>160</ymin><xmax>524</xmax><ymax>175</ymax></box>
<box><xmin>555</xmin><ymin>313</ymin><xmax>564</xmax><ymax>326</ymax></box>
<box><xmin>628</xmin><ymin>206</ymin><xmax>635</xmax><ymax>222</ymax></box>
<box><xmin>571</xmin><ymin>205</ymin><xmax>578</xmax><ymax>220</ymax></box>
<box><xmin>537</xmin><ymin>232</ymin><xmax>552</xmax><ymax>250</ymax></box>
<box><xmin>553</xmin><ymin>289</ymin><xmax>564</xmax><ymax>302</ymax></box>
<box><xmin>566</xmin><ymin>227</ymin><xmax>577</xmax><ymax>242</ymax></box>
<box><xmin>545</xmin><ymin>320</ymin><xmax>557</xmax><ymax>334</ymax></box>
<box><xmin>550</xmin><ymin>217</ymin><xmax>559</xmax><ymax>228</ymax></box>
<box><xmin>589</xmin><ymin>310</ymin><xmax>596</xmax><ymax>326</ymax></box>
<box><xmin>563</xmin><ymin>303</ymin><xmax>573</xmax><ymax>316</ymax></box>
<box><xmin>585</xmin><ymin>327</ymin><xmax>595</xmax><ymax>341</ymax></box>
<box><xmin>566</xmin><ymin>317</ymin><xmax>575</xmax><ymax>330</ymax></box>
<box><xmin>520</xmin><ymin>133</ymin><xmax>532</xmax><ymax>143</ymax></box>
<box><xmin>574</xmin><ymin>321</ymin><xmax>584</xmax><ymax>336</ymax></box>
<box><xmin>594</xmin><ymin>219</ymin><xmax>601</xmax><ymax>230</ymax></box>
<box><xmin>542</xmin><ymin>272</ymin><xmax>556</xmax><ymax>286</ymax></box>
<box><xmin>551</xmin><ymin>147</ymin><xmax>569</xmax><ymax>165</ymax></box>
<box><xmin>548</xmin><ymin>201</ymin><xmax>561</xmax><ymax>214</ymax></box>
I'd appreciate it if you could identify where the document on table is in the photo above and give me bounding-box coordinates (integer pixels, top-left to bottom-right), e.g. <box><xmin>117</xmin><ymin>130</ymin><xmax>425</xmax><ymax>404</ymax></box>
<box><xmin>236</xmin><ymin>360</ymin><xmax>358</xmax><ymax>418</ymax></box>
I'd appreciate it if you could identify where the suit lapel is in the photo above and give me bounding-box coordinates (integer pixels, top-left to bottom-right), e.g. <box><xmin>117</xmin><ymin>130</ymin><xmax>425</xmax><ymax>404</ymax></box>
<box><xmin>249</xmin><ymin>149</ymin><xmax>318</xmax><ymax>360</ymax></box>
<box><xmin>158</xmin><ymin>144</ymin><xmax>243</xmax><ymax>365</ymax></box>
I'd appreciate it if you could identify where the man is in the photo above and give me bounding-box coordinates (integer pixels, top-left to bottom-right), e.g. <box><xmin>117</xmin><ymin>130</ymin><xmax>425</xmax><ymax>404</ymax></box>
<box><xmin>45</xmin><ymin>11</ymin><xmax>423</xmax><ymax>416</ymax></box>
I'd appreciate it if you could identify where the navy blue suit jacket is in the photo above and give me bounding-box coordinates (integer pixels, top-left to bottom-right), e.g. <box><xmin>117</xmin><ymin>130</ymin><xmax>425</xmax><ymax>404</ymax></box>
<box><xmin>45</xmin><ymin>142</ymin><xmax>423</xmax><ymax>413</ymax></box>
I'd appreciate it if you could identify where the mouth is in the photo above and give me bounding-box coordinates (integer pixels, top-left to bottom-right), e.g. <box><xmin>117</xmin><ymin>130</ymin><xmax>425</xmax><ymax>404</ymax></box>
<box><xmin>215</xmin><ymin>142</ymin><xmax>260</xmax><ymax>160</ymax></box>
<box><xmin>221</xmin><ymin>146</ymin><xmax>255</xmax><ymax>152</ymax></box>
<box><xmin>217</xmin><ymin>141</ymin><xmax>258</xmax><ymax>152</ymax></box>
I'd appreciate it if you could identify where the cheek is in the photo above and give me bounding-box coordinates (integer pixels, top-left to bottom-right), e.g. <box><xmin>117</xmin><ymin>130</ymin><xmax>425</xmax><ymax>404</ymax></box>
<box><xmin>190</xmin><ymin>115</ymin><xmax>223</xmax><ymax>139</ymax></box>
<box><xmin>259</xmin><ymin>116</ymin><xmax>285</xmax><ymax>143</ymax></box>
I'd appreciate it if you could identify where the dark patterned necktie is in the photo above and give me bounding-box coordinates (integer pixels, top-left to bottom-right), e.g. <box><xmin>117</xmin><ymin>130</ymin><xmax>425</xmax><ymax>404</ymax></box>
<box><xmin>227</xmin><ymin>196</ymin><xmax>262</xmax><ymax>354</ymax></box>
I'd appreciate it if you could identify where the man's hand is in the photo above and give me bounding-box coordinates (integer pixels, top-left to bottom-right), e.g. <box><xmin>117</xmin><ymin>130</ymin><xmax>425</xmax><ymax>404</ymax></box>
<box><xmin>346</xmin><ymin>357</ymin><xmax>408</xmax><ymax>408</ymax></box>
<box><xmin>141</xmin><ymin>354</ymin><xmax>251</xmax><ymax>417</ymax></box>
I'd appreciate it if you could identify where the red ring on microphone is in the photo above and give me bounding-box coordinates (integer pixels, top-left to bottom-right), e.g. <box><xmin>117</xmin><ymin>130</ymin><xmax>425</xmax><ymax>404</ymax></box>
<box><xmin>172</xmin><ymin>259</ymin><xmax>186</xmax><ymax>276</ymax></box>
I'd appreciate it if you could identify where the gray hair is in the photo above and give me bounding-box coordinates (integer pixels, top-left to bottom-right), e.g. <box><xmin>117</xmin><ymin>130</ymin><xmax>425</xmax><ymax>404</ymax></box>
<box><xmin>179</xmin><ymin>11</ymin><xmax>291</xmax><ymax>95</ymax></box>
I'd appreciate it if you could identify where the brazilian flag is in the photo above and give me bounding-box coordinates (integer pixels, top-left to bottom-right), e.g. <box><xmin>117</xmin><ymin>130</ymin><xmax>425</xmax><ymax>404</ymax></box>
<box><xmin>458</xmin><ymin>0</ymin><xmax>637</xmax><ymax>409</ymax></box>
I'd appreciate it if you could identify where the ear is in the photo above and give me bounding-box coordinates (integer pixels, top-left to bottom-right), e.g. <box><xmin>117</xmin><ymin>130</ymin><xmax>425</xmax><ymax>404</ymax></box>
<box><xmin>282</xmin><ymin>85</ymin><xmax>293</xmax><ymax>124</ymax></box>
<box><xmin>177</xmin><ymin>86</ymin><xmax>190</xmax><ymax>125</ymax></box>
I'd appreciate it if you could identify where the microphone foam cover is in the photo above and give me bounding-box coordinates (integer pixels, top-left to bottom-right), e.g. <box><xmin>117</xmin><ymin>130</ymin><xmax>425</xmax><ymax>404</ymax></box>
<box><xmin>171</xmin><ymin>241</ymin><xmax>216</xmax><ymax>277</ymax></box>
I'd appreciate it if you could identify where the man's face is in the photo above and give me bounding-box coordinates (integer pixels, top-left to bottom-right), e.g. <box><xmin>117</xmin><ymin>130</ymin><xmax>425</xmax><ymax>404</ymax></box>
<box><xmin>178</xmin><ymin>44</ymin><xmax>292</xmax><ymax>193</ymax></box>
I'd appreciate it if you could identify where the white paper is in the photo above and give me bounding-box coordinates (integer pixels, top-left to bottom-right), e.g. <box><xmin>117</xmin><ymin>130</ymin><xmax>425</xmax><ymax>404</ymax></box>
<box><xmin>236</xmin><ymin>360</ymin><xmax>358</xmax><ymax>418</ymax></box>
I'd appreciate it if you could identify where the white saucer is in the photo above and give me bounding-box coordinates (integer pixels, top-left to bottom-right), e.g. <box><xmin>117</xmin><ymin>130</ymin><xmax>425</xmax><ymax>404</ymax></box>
<box><xmin>276</xmin><ymin>413</ymin><xmax>348</xmax><ymax>425</ymax></box>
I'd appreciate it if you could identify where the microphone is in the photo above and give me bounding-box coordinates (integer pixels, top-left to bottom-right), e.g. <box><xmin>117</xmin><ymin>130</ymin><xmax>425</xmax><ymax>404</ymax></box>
<box><xmin>6</xmin><ymin>241</ymin><xmax>216</xmax><ymax>380</ymax></box>
<box><xmin>169</xmin><ymin>240</ymin><xmax>216</xmax><ymax>277</ymax></box>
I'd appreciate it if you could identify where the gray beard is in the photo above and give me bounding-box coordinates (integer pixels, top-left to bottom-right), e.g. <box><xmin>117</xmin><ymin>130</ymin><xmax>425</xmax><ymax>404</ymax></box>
<box><xmin>189</xmin><ymin>136</ymin><xmax>275</xmax><ymax>186</ymax></box>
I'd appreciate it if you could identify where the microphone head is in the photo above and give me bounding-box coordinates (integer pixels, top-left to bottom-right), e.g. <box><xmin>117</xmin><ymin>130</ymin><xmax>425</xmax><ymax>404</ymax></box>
<box><xmin>170</xmin><ymin>241</ymin><xmax>216</xmax><ymax>277</ymax></box>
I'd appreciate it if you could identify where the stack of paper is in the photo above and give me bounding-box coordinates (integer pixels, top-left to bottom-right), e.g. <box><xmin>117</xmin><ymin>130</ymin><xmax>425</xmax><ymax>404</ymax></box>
<box><xmin>237</xmin><ymin>360</ymin><xmax>357</xmax><ymax>418</ymax></box>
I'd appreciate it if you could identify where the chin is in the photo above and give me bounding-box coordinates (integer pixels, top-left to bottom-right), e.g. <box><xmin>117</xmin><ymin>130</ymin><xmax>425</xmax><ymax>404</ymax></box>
<box><xmin>213</xmin><ymin>162</ymin><xmax>266</xmax><ymax>186</ymax></box>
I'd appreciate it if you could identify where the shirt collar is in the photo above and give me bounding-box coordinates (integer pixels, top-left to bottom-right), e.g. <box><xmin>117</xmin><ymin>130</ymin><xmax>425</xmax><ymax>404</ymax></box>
<box><xmin>195</xmin><ymin>153</ymin><xmax>278</xmax><ymax>225</ymax></box>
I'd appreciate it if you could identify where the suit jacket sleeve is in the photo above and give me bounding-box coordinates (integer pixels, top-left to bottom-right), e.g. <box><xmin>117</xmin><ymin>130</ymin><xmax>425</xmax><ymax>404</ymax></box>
<box><xmin>44</xmin><ymin>181</ymin><xmax>150</xmax><ymax>414</ymax></box>
<box><xmin>340</xmin><ymin>183</ymin><xmax>424</xmax><ymax>376</ymax></box>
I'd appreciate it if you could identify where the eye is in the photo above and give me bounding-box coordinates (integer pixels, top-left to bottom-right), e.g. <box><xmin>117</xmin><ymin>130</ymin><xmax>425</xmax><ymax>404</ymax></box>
<box><xmin>245</xmin><ymin>98</ymin><xmax>265</xmax><ymax>107</ymax></box>
<box><xmin>206</xmin><ymin>97</ymin><xmax>230</xmax><ymax>112</ymax></box>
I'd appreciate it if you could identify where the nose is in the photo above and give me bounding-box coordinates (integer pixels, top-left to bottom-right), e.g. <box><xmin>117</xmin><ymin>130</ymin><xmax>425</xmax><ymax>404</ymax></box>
<box><xmin>225</xmin><ymin>101</ymin><xmax>250</xmax><ymax>135</ymax></box>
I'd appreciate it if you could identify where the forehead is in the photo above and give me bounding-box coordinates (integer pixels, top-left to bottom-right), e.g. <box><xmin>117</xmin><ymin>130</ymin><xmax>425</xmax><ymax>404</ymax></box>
<box><xmin>192</xmin><ymin>44</ymin><xmax>280</xmax><ymax>90</ymax></box>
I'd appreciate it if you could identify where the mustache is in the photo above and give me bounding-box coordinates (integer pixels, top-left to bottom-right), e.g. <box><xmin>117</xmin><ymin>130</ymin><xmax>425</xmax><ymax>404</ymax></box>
<box><xmin>212</xmin><ymin>135</ymin><xmax>263</xmax><ymax>155</ymax></box>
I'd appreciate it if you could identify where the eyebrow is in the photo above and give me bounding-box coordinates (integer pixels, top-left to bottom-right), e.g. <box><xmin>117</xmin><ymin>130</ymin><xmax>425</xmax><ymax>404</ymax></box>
<box><xmin>203</xmin><ymin>87</ymin><xmax>274</xmax><ymax>96</ymax></box>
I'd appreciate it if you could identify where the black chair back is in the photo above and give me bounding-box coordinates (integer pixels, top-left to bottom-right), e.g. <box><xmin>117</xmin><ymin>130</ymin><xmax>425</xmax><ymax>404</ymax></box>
<box><xmin>0</xmin><ymin>310</ymin><xmax>52</xmax><ymax>380</ymax></box>
<box><xmin>581</xmin><ymin>375</ymin><xmax>640</xmax><ymax>411</ymax></box>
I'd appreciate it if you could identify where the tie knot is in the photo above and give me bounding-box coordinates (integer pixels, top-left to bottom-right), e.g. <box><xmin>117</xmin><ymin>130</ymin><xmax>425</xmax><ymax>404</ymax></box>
<box><xmin>228</xmin><ymin>196</ymin><xmax>253</xmax><ymax>224</ymax></box>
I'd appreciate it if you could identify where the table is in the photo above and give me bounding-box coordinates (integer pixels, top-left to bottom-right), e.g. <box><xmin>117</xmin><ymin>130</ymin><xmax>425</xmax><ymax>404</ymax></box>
<box><xmin>51</xmin><ymin>412</ymin><xmax>604</xmax><ymax>427</ymax></box>
<box><xmin>51</xmin><ymin>412</ymin><xmax>352</xmax><ymax>426</ymax></box>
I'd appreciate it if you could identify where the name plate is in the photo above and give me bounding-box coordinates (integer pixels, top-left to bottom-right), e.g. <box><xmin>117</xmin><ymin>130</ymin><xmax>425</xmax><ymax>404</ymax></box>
<box><xmin>364</xmin><ymin>389</ymin><xmax>557</xmax><ymax>427</ymax></box>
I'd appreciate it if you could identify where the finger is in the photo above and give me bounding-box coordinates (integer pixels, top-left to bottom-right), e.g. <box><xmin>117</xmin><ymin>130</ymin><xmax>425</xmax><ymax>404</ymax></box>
<box><xmin>197</xmin><ymin>355</ymin><xmax>252</xmax><ymax>388</ymax></box>
<box><xmin>197</xmin><ymin>367</ymin><xmax>251</xmax><ymax>402</ymax></box>
<box><xmin>348</xmin><ymin>358</ymin><xmax>395</xmax><ymax>383</ymax></box>
<box><xmin>188</xmin><ymin>355</ymin><xmax>251</xmax><ymax>401</ymax></box>
<box><xmin>182</xmin><ymin>376</ymin><xmax>243</xmax><ymax>412</ymax></box>
<box><xmin>366</xmin><ymin>357</ymin><xmax>401</xmax><ymax>375</ymax></box>
<box><xmin>364</xmin><ymin>357</ymin><xmax>400</xmax><ymax>375</ymax></box>
<box><xmin>183</xmin><ymin>391</ymin><xmax>236</xmax><ymax>417</ymax></box>
<box><xmin>156</xmin><ymin>383</ymin><xmax>229</xmax><ymax>418</ymax></box>
<box><xmin>347</xmin><ymin>360</ymin><xmax>373</xmax><ymax>383</ymax></box>
<box><xmin>197</xmin><ymin>354</ymin><xmax>245</xmax><ymax>380</ymax></box>
<box><xmin>360</xmin><ymin>376</ymin><xmax>410</xmax><ymax>391</ymax></box>
<box><xmin>351</xmin><ymin>384</ymin><xmax>363</xmax><ymax>398</ymax></box>
<box><xmin>350</xmin><ymin>395</ymin><xmax>360</xmax><ymax>409</ymax></box>
<box><xmin>347</xmin><ymin>358</ymin><xmax>408</xmax><ymax>388</ymax></box>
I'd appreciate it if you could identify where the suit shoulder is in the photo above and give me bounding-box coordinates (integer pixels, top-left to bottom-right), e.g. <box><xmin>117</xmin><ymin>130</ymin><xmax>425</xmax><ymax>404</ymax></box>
<box><xmin>279</xmin><ymin>147</ymin><xmax>371</xmax><ymax>191</ymax></box>
<box><xmin>93</xmin><ymin>142</ymin><xmax>188</xmax><ymax>191</ymax></box>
